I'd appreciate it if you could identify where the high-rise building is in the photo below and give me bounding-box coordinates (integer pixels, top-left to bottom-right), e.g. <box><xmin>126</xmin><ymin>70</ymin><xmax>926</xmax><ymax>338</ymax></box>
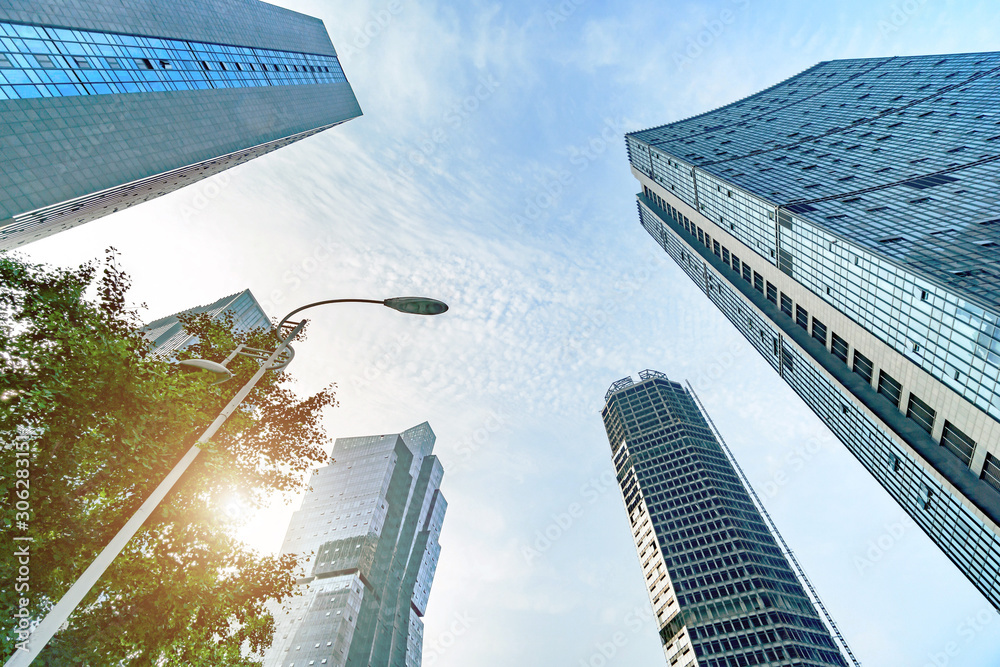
<box><xmin>264</xmin><ymin>422</ymin><xmax>446</xmax><ymax>667</ymax></box>
<box><xmin>625</xmin><ymin>52</ymin><xmax>1000</xmax><ymax>610</ymax></box>
<box><xmin>0</xmin><ymin>0</ymin><xmax>361</xmax><ymax>248</ymax></box>
<box><xmin>602</xmin><ymin>370</ymin><xmax>852</xmax><ymax>667</ymax></box>
<box><xmin>141</xmin><ymin>288</ymin><xmax>269</xmax><ymax>359</ymax></box>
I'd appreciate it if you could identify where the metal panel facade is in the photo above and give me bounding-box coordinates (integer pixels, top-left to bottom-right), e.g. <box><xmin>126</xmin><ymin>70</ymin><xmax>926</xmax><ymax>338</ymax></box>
<box><xmin>0</xmin><ymin>0</ymin><xmax>361</xmax><ymax>248</ymax></box>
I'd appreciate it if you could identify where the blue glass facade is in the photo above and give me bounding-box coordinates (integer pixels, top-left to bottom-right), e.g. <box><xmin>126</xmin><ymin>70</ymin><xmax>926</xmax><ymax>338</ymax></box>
<box><xmin>603</xmin><ymin>372</ymin><xmax>850</xmax><ymax>667</ymax></box>
<box><xmin>0</xmin><ymin>0</ymin><xmax>361</xmax><ymax>249</ymax></box>
<box><xmin>0</xmin><ymin>20</ymin><xmax>346</xmax><ymax>101</ymax></box>
<box><xmin>626</xmin><ymin>52</ymin><xmax>1000</xmax><ymax>612</ymax></box>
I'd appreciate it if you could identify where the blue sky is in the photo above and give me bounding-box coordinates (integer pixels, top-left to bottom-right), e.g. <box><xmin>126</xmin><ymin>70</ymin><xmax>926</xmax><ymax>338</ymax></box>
<box><xmin>20</xmin><ymin>0</ymin><xmax>1000</xmax><ymax>664</ymax></box>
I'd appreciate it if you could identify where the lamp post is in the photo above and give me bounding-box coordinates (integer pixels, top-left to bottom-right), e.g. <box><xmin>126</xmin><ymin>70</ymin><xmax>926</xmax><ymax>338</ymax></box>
<box><xmin>7</xmin><ymin>297</ymin><xmax>447</xmax><ymax>667</ymax></box>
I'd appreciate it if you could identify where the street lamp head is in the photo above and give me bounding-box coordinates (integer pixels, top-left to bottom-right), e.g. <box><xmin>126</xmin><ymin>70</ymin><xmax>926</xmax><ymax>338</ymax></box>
<box><xmin>382</xmin><ymin>297</ymin><xmax>449</xmax><ymax>316</ymax></box>
<box><xmin>176</xmin><ymin>358</ymin><xmax>235</xmax><ymax>385</ymax></box>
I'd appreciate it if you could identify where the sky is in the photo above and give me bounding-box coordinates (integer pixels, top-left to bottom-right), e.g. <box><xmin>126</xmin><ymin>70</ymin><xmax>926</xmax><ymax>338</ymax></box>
<box><xmin>16</xmin><ymin>0</ymin><xmax>1000</xmax><ymax>664</ymax></box>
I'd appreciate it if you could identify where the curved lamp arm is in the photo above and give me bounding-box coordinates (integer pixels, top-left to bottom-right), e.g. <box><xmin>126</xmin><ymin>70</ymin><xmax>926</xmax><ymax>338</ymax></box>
<box><xmin>276</xmin><ymin>298</ymin><xmax>384</xmax><ymax>335</ymax></box>
<box><xmin>271</xmin><ymin>297</ymin><xmax>448</xmax><ymax>372</ymax></box>
<box><xmin>276</xmin><ymin>297</ymin><xmax>449</xmax><ymax>339</ymax></box>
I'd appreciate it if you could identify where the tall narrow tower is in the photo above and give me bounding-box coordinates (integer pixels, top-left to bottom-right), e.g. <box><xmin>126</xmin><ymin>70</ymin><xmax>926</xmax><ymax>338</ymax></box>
<box><xmin>603</xmin><ymin>370</ymin><xmax>851</xmax><ymax>667</ymax></box>
<box><xmin>0</xmin><ymin>0</ymin><xmax>362</xmax><ymax>248</ymax></box>
<box><xmin>264</xmin><ymin>423</ymin><xmax>446</xmax><ymax>667</ymax></box>
<box><xmin>626</xmin><ymin>52</ymin><xmax>1000</xmax><ymax>610</ymax></box>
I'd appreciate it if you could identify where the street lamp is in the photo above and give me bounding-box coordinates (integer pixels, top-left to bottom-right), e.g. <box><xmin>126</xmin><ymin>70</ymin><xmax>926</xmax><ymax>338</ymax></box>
<box><xmin>8</xmin><ymin>296</ymin><xmax>448</xmax><ymax>667</ymax></box>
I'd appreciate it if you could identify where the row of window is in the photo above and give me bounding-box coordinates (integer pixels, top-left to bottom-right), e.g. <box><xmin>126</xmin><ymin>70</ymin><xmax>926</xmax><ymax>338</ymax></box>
<box><xmin>699</xmin><ymin>642</ymin><xmax>847</xmax><ymax>667</ymax></box>
<box><xmin>0</xmin><ymin>20</ymin><xmax>344</xmax><ymax>100</ymax></box>
<box><xmin>0</xmin><ymin>51</ymin><xmax>335</xmax><ymax>75</ymax></box>
<box><xmin>642</xmin><ymin>189</ymin><xmax>1000</xmax><ymax>495</ymax></box>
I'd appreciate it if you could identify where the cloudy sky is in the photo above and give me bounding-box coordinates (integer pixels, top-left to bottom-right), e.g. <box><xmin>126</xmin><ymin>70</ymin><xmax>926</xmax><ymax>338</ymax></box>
<box><xmin>19</xmin><ymin>0</ymin><xmax>1000</xmax><ymax>664</ymax></box>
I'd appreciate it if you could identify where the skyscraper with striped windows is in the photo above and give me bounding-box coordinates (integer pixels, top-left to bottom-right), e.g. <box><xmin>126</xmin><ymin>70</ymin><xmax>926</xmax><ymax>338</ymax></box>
<box><xmin>626</xmin><ymin>52</ymin><xmax>1000</xmax><ymax>610</ymax></box>
<box><xmin>603</xmin><ymin>370</ymin><xmax>853</xmax><ymax>666</ymax></box>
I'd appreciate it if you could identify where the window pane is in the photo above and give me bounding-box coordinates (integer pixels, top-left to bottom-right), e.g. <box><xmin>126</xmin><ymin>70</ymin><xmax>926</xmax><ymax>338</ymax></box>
<box><xmin>941</xmin><ymin>421</ymin><xmax>975</xmax><ymax>466</ymax></box>
<box><xmin>781</xmin><ymin>347</ymin><xmax>794</xmax><ymax>373</ymax></box>
<box><xmin>831</xmin><ymin>332</ymin><xmax>849</xmax><ymax>363</ymax></box>
<box><xmin>906</xmin><ymin>393</ymin><xmax>936</xmax><ymax>434</ymax></box>
<box><xmin>812</xmin><ymin>318</ymin><xmax>827</xmax><ymax>346</ymax></box>
<box><xmin>780</xmin><ymin>294</ymin><xmax>793</xmax><ymax>318</ymax></box>
<box><xmin>795</xmin><ymin>305</ymin><xmax>808</xmax><ymax>330</ymax></box>
<box><xmin>878</xmin><ymin>370</ymin><xmax>902</xmax><ymax>408</ymax></box>
<box><xmin>853</xmin><ymin>351</ymin><xmax>874</xmax><ymax>385</ymax></box>
<box><xmin>982</xmin><ymin>454</ymin><xmax>1000</xmax><ymax>494</ymax></box>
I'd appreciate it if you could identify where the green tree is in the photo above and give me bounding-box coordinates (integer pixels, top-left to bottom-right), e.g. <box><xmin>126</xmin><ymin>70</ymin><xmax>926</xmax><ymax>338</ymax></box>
<box><xmin>0</xmin><ymin>249</ymin><xmax>337</xmax><ymax>665</ymax></box>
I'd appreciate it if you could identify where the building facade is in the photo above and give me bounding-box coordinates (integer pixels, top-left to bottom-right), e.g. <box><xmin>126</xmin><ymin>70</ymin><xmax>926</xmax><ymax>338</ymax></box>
<box><xmin>603</xmin><ymin>370</ymin><xmax>850</xmax><ymax>667</ymax></box>
<box><xmin>625</xmin><ymin>52</ymin><xmax>1000</xmax><ymax>610</ymax></box>
<box><xmin>264</xmin><ymin>423</ymin><xmax>446</xmax><ymax>667</ymax></box>
<box><xmin>0</xmin><ymin>0</ymin><xmax>362</xmax><ymax>248</ymax></box>
<box><xmin>141</xmin><ymin>288</ymin><xmax>269</xmax><ymax>359</ymax></box>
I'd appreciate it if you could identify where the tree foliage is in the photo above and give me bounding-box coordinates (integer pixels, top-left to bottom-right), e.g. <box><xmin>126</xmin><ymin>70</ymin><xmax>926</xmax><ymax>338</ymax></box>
<box><xmin>0</xmin><ymin>250</ymin><xmax>337</xmax><ymax>665</ymax></box>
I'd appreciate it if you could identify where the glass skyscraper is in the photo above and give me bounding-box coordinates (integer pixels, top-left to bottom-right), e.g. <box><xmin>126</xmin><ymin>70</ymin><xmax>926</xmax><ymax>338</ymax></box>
<box><xmin>141</xmin><ymin>288</ymin><xmax>270</xmax><ymax>359</ymax></box>
<box><xmin>0</xmin><ymin>0</ymin><xmax>361</xmax><ymax>248</ymax></box>
<box><xmin>263</xmin><ymin>423</ymin><xmax>446</xmax><ymax>667</ymax></box>
<box><xmin>625</xmin><ymin>52</ymin><xmax>1000</xmax><ymax>610</ymax></box>
<box><xmin>603</xmin><ymin>370</ymin><xmax>851</xmax><ymax>667</ymax></box>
